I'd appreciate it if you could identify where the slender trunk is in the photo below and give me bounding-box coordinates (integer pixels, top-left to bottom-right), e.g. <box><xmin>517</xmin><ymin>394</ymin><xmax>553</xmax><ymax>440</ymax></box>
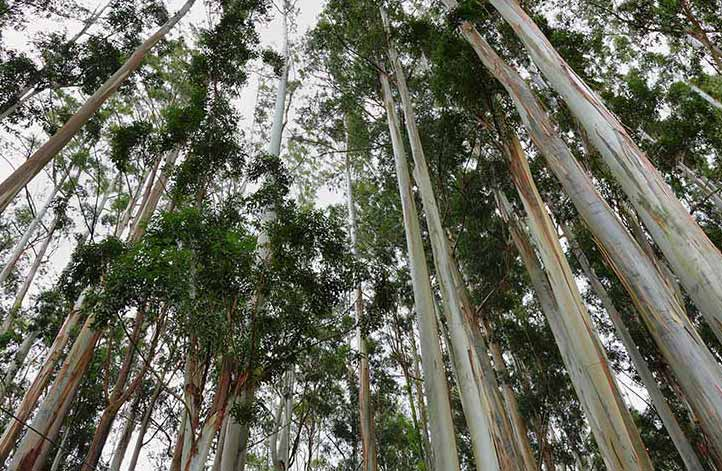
<box><xmin>409</xmin><ymin>333</ymin><xmax>434</xmax><ymax>471</ymax></box>
<box><xmin>562</xmin><ymin>222</ymin><xmax>705</xmax><ymax>471</ymax></box>
<box><xmin>497</xmin><ymin>130</ymin><xmax>651</xmax><ymax>469</ymax></box>
<box><xmin>446</xmin><ymin>242</ymin><xmax>525</xmax><ymax>470</ymax></box>
<box><xmin>686</xmin><ymin>83</ymin><xmax>722</xmax><ymax>112</ymax></box>
<box><xmin>487</xmin><ymin>338</ymin><xmax>538</xmax><ymax>471</ymax></box>
<box><xmin>115</xmin><ymin>162</ymin><xmax>157</xmax><ymax>237</ymax></box>
<box><xmin>0</xmin><ymin>0</ymin><xmax>111</xmax><ymax>121</ymax></box>
<box><xmin>0</xmin><ymin>329</ymin><xmax>40</xmax><ymax>404</ymax></box>
<box><xmin>678</xmin><ymin>162</ymin><xmax>722</xmax><ymax>217</ymax></box>
<box><xmin>486</xmin><ymin>0</ymin><xmax>722</xmax><ymax>345</ymax></box>
<box><xmin>344</xmin><ymin>126</ymin><xmax>378</xmax><ymax>471</ymax></box>
<box><xmin>0</xmin><ymin>294</ymin><xmax>84</xmax><ymax>462</ymax></box>
<box><xmin>212</xmin><ymin>412</ymin><xmax>230</xmax><ymax>471</ymax></box>
<box><xmin>381</xmin><ymin>19</ymin><xmax>500</xmax><ymax>469</ymax></box>
<box><xmin>0</xmin><ymin>0</ymin><xmax>197</xmax><ymax>214</ymax></box>
<box><xmin>48</xmin><ymin>426</ymin><xmax>71</xmax><ymax>471</ymax></box>
<box><xmin>379</xmin><ymin>70</ymin><xmax>461</xmax><ymax>471</ymax></box>
<box><xmin>82</xmin><ymin>309</ymin><xmax>152</xmax><ymax>470</ymax></box>
<box><xmin>127</xmin><ymin>381</ymin><xmax>164</xmax><ymax>471</ymax></box>
<box><xmin>108</xmin><ymin>391</ymin><xmax>144</xmax><ymax>471</ymax></box>
<box><xmin>8</xmin><ymin>315</ymin><xmax>103</xmax><ymax>470</ymax></box>
<box><xmin>0</xmin><ymin>165</ymin><xmax>74</xmax><ymax>287</ymax></box>
<box><xmin>0</xmin><ymin>215</ymin><xmax>57</xmax><ymax>336</ymax></box>
<box><xmin>437</xmin><ymin>6</ymin><xmax>722</xmax><ymax>457</ymax></box>
<box><xmin>129</xmin><ymin>149</ymin><xmax>179</xmax><ymax>242</ymax></box>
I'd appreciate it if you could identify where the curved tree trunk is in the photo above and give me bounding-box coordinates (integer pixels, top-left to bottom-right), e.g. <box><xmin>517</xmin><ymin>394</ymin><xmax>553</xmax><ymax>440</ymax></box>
<box><xmin>0</xmin><ymin>0</ymin><xmax>197</xmax><ymax>214</ymax></box>
<box><xmin>487</xmin><ymin>0</ymin><xmax>722</xmax><ymax>345</ymax></box>
<box><xmin>379</xmin><ymin>70</ymin><xmax>462</xmax><ymax>471</ymax></box>
<box><xmin>435</xmin><ymin>4</ymin><xmax>722</xmax><ymax>457</ymax></box>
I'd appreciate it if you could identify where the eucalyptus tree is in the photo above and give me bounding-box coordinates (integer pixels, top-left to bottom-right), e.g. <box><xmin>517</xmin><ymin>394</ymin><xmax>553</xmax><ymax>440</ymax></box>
<box><xmin>483</xmin><ymin>0</ymin><xmax>722</xmax><ymax>346</ymax></box>
<box><xmin>0</xmin><ymin>0</ymin><xmax>198</xmax><ymax>214</ymax></box>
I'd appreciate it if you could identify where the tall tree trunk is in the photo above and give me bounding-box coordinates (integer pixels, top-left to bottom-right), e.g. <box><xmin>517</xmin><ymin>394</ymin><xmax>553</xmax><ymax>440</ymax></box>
<box><xmin>487</xmin><ymin>336</ymin><xmax>538</xmax><ymax>471</ymax></box>
<box><xmin>344</xmin><ymin>126</ymin><xmax>378</xmax><ymax>471</ymax></box>
<box><xmin>48</xmin><ymin>426</ymin><xmax>71</xmax><ymax>471</ymax></box>
<box><xmin>0</xmin><ymin>295</ymin><xmax>84</xmax><ymax>463</ymax></box>
<box><xmin>379</xmin><ymin>70</ymin><xmax>462</xmax><ymax>471</ymax></box>
<box><xmin>0</xmin><ymin>214</ymin><xmax>57</xmax><ymax>337</ymax></box>
<box><xmin>129</xmin><ymin>148</ymin><xmax>180</xmax><ymax>242</ymax></box>
<box><xmin>0</xmin><ymin>0</ymin><xmax>197</xmax><ymax>214</ymax></box>
<box><xmin>82</xmin><ymin>308</ymin><xmax>154</xmax><ymax>470</ymax></box>
<box><xmin>115</xmin><ymin>161</ymin><xmax>157</xmax><ymax>237</ymax></box>
<box><xmin>108</xmin><ymin>391</ymin><xmax>144</xmax><ymax>471</ymax></box>
<box><xmin>562</xmin><ymin>221</ymin><xmax>705</xmax><ymax>471</ymax></box>
<box><xmin>0</xmin><ymin>329</ymin><xmax>40</xmax><ymax>404</ymax></box>
<box><xmin>219</xmin><ymin>3</ymin><xmax>289</xmax><ymax>468</ymax></box>
<box><xmin>0</xmin><ymin>165</ymin><xmax>74</xmax><ymax>288</ymax></box>
<box><xmin>486</xmin><ymin>0</ymin><xmax>722</xmax><ymax>344</ymax></box>
<box><xmin>435</xmin><ymin>4</ymin><xmax>722</xmax><ymax>456</ymax></box>
<box><xmin>127</xmin><ymin>380</ymin><xmax>164</xmax><ymax>471</ymax></box>
<box><xmin>409</xmin><ymin>332</ymin><xmax>434</xmax><ymax>471</ymax></box>
<box><xmin>7</xmin><ymin>315</ymin><xmax>103</xmax><ymax>470</ymax></box>
<box><xmin>380</xmin><ymin>17</ymin><xmax>503</xmax><ymax>469</ymax></box>
<box><xmin>498</xmin><ymin>131</ymin><xmax>652</xmax><ymax>469</ymax></box>
<box><xmin>0</xmin><ymin>0</ymin><xmax>111</xmax><ymax>121</ymax></box>
<box><xmin>678</xmin><ymin>162</ymin><xmax>722</xmax><ymax>217</ymax></box>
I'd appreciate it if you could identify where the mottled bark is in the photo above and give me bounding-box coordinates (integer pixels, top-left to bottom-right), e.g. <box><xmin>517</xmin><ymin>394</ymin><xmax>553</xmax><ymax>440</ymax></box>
<box><xmin>0</xmin><ymin>295</ymin><xmax>84</xmax><ymax>463</ymax></box>
<box><xmin>496</xmin><ymin>131</ymin><xmax>651</xmax><ymax>469</ymax></box>
<box><xmin>562</xmin><ymin>222</ymin><xmax>704</xmax><ymax>471</ymax></box>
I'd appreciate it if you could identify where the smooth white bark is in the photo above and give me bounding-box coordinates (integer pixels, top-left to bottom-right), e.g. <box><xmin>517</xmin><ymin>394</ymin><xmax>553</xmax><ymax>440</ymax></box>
<box><xmin>381</xmin><ymin>17</ymin><xmax>501</xmax><ymax>468</ymax></box>
<box><xmin>435</xmin><ymin>5</ymin><xmax>722</xmax><ymax>456</ymax></box>
<box><xmin>0</xmin><ymin>165</ymin><xmax>75</xmax><ymax>288</ymax></box>
<box><xmin>487</xmin><ymin>0</ymin><xmax>722</xmax><ymax>345</ymax></box>
<box><xmin>380</xmin><ymin>70</ymin><xmax>462</xmax><ymax>471</ymax></box>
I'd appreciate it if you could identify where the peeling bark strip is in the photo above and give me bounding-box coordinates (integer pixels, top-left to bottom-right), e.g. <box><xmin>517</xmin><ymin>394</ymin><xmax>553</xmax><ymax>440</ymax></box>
<box><xmin>0</xmin><ymin>0</ymin><xmax>197</xmax><ymax>215</ymax></box>
<box><xmin>435</xmin><ymin>0</ymin><xmax>722</xmax><ymax>459</ymax></box>
<box><xmin>379</xmin><ymin>71</ymin><xmax>461</xmax><ymax>471</ymax></box>
<box><xmin>562</xmin><ymin>222</ymin><xmax>705</xmax><ymax>471</ymax></box>
<box><xmin>500</xmin><ymin>133</ymin><xmax>652</xmax><ymax>470</ymax></box>
<box><xmin>488</xmin><ymin>0</ymin><xmax>722</xmax><ymax>346</ymax></box>
<box><xmin>8</xmin><ymin>315</ymin><xmax>103</xmax><ymax>470</ymax></box>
